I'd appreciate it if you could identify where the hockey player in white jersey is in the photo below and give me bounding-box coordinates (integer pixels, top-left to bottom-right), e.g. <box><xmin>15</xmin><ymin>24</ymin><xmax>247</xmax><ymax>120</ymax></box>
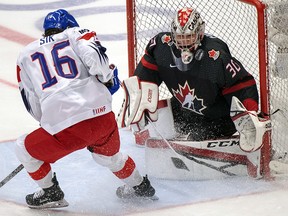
<box><xmin>15</xmin><ymin>9</ymin><xmax>156</xmax><ymax>209</ymax></box>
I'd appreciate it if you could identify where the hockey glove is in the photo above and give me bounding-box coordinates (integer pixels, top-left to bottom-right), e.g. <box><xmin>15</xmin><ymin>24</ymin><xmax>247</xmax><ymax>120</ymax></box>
<box><xmin>230</xmin><ymin>96</ymin><xmax>271</xmax><ymax>152</ymax></box>
<box><xmin>105</xmin><ymin>64</ymin><xmax>120</xmax><ymax>95</ymax></box>
<box><xmin>117</xmin><ymin>76</ymin><xmax>159</xmax><ymax>131</ymax></box>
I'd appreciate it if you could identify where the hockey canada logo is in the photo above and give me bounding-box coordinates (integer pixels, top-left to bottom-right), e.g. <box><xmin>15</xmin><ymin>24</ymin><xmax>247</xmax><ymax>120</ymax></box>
<box><xmin>161</xmin><ymin>34</ymin><xmax>172</xmax><ymax>44</ymax></box>
<box><xmin>208</xmin><ymin>49</ymin><xmax>220</xmax><ymax>60</ymax></box>
<box><xmin>172</xmin><ymin>81</ymin><xmax>206</xmax><ymax>115</ymax></box>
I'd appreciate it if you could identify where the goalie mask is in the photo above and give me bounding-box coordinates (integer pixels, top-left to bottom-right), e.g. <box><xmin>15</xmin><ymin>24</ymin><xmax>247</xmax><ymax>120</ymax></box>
<box><xmin>171</xmin><ymin>8</ymin><xmax>205</xmax><ymax>65</ymax></box>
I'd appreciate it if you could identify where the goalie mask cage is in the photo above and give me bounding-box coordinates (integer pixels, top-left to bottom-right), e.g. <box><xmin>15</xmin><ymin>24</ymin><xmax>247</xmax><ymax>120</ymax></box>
<box><xmin>126</xmin><ymin>0</ymin><xmax>288</xmax><ymax>178</ymax></box>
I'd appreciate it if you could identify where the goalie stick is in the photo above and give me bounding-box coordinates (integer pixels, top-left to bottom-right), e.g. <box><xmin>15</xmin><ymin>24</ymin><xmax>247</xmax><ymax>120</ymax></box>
<box><xmin>0</xmin><ymin>164</ymin><xmax>24</xmax><ymax>188</ymax></box>
<box><xmin>179</xmin><ymin>151</ymin><xmax>237</xmax><ymax>176</ymax></box>
<box><xmin>147</xmin><ymin>117</ymin><xmax>190</xmax><ymax>171</ymax></box>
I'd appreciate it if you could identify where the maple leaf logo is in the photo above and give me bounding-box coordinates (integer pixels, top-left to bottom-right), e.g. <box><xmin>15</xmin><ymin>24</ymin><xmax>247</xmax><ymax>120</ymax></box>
<box><xmin>172</xmin><ymin>81</ymin><xmax>206</xmax><ymax>115</ymax></box>
<box><xmin>208</xmin><ymin>49</ymin><xmax>220</xmax><ymax>60</ymax></box>
<box><xmin>161</xmin><ymin>34</ymin><xmax>172</xmax><ymax>44</ymax></box>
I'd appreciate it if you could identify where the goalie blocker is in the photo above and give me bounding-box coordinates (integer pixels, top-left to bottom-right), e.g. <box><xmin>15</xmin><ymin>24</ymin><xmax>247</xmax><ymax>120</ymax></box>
<box><xmin>117</xmin><ymin>77</ymin><xmax>271</xmax><ymax>179</ymax></box>
<box><xmin>117</xmin><ymin>76</ymin><xmax>159</xmax><ymax>131</ymax></box>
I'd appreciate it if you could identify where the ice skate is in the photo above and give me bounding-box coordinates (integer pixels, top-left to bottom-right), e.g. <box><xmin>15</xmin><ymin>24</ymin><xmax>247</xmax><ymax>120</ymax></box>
<box><xmin>116</xmin><ymin>175</ymin><xmax>158</xmax><ymax>200</ymax></box>
<box><xmin>26</xmin><ymin>173</ymin><xmax>69</xmax><ymax>209</ymax></box>
<box><xmin>270</xmin><ymin>150</ymin><xmax>288</xmax><ymax>174</ymax></box>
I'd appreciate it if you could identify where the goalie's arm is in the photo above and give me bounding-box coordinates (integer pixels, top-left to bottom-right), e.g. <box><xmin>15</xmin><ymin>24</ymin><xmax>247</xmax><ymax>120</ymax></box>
<box><xmin>133</xmin><ymin>34</ymin><xmax>165</xmax><ymax>86</ymax></box>
<box><xmin>220</xmin><ymin>51</ymin><xmax>259</xmax><ymax>112</ymax></box>
<box><xmin>223</xmin><ymin>76</ymin><xmax>259</xmax><ymax>112</ymax></box>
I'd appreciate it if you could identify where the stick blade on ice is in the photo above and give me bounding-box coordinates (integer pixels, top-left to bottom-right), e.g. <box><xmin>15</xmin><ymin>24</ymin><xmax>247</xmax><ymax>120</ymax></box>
<box><xmin>171</xmin><ymin>157</ymin><xmax>189</xmax><ymax>171</ymax></box>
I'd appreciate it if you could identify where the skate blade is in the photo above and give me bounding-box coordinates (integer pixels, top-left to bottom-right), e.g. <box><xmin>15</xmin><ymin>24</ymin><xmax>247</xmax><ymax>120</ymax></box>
<box><xmin>28</xmin><ymin>199</ymin><xmax>69</xmax><ymax>209</ymax></box>
<box><xmin>118</xmin><ymin>194</ymin><xmax>159</xmax><ymax>201</ymax></box>
<box><xmin>144</xmin><ymin>195</ymin><xmax>159</xmax><ymax>201</ymax></box>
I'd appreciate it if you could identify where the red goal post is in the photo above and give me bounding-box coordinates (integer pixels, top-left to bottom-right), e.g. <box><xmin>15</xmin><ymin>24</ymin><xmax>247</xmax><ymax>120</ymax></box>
<box><xmin>126</xmin><ymin>0</ymin><xmax>288</xmax><ymax>178</ymax></box>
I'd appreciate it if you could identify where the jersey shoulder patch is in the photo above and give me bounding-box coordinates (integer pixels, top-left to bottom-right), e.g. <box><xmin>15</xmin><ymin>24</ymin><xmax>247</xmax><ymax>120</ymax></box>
<box><xmin>148</xmin><ymin>32</ymin><xmax>172</xmax><ymax>48</ymax></box>
<box><xmin>208</xmin><ymin>49</ymin><xmax>220</xmax><ymax>60</ymax></box>
<box><xmin>160</xmin><ymin>33</ymin><xmax>173</xmax><ymax>45</ymax></box>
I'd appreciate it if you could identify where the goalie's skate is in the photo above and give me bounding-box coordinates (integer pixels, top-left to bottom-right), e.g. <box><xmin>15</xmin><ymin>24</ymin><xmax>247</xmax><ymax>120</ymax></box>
<box><xmin>116</xmin><ymin>175</ymin><xmax>158</xmax><ymax>200</ymax></box>
<box><xmin>269</xmin><ymin>150</ymin><xmax>288</xmax><ymax>175</ymax></box>
<box><xmin>269</xmin><ymin>160</ymin><xmax>288</xmax><ymax>174</ymax></box>
<box><xmin>26</xmin><ymin>173</ymin><xmax>69</xmax><ymax>209</ymax></box>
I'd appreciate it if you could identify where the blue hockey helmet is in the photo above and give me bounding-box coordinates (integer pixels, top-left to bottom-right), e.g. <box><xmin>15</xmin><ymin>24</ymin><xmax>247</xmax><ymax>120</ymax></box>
<box><xmin>43</xmin><ymin>9</ymin><xmax>79</xmax><ymax>32</ymax></box>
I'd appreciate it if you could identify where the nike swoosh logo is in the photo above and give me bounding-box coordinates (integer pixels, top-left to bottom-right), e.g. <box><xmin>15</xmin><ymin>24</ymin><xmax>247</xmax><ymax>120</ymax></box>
<box><xmin>39</xmin><ymin>198</ymin><xmax>49</xmax><ymax>204</ymax></box>
<box><xmin>170</xmin><ymin>64</ymin><xmax>177</xmax><ymax>68</ymax></box>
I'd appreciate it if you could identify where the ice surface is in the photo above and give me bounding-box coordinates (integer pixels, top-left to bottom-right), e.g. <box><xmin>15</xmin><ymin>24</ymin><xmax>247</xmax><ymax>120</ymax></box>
<box><xmin>1</xmin><ymin>135</ymin><xmax>288</xmax><ymax>216</ymax></box>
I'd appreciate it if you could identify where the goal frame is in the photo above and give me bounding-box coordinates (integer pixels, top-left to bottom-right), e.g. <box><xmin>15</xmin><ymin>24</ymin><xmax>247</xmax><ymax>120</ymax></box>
<box><xmin>126</xmin><ymin>0</ymin><xmax>272</xmax><ymax>178</ymax></box>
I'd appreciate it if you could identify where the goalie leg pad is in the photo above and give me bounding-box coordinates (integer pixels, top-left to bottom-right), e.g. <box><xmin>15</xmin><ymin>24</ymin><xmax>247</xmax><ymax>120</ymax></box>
<box><xmin>145</xmin><ymin>137</ymin><xmax>261</xmax><ymax>180</ymax></box>
<box><xmin>146</xmin><ymin>99</ymin><xmax>176</xmax><ymax>139</ymax></box>
<box><xmin>133</xmin><ymin>99</ymin><xmax>176</xmax><ymax>146</ymax></box>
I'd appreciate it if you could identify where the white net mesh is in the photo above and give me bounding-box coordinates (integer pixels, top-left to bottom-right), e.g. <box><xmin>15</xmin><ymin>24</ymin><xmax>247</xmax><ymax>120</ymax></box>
<box><xmin>128</xmin><ymin>0</ymin><xmax>288</xmax><ymax>167</ymax></box>
<box><xmin>267</xmin><ymin>0</ymin><xmax>288</xmax><ymax>160</ymax></box>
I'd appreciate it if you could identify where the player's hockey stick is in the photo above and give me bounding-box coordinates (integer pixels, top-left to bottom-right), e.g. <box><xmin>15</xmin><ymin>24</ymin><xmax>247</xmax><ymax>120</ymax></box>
<box><xmin>147</xmin><ymin>118</ymin><xmax>190</xmax><ymax>171</ymax></box>
<box><xmin>0</xmin><ymin>164</ymin><xmax>24</xmax><ymax>188</ymax></box>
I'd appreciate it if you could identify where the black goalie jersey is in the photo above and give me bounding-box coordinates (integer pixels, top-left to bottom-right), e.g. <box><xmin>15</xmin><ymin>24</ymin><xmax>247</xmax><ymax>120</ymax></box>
<box><xmin>134</xmin><ymin>32</ymin><xmax>259</xmax><ymax>120</ymax></box>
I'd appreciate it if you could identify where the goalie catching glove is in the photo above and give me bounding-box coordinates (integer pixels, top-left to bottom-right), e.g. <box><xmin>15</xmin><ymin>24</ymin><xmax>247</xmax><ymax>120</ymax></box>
<box><xmin>230</xmin><ymin>96</ymin><xmax>271</xmax><ymax>152</ymax></box>
<box><xmin>117</xmin><ymin>76</ymin><xmax>159</xmax><ymax>131</ymax></box>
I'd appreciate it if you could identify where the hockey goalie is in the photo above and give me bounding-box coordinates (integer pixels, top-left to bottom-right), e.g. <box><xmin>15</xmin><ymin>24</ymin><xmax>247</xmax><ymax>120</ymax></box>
<box><xmin>118</xmin><ymin>76</ymin><xmax>271</xmax><ymax>180</ymax></box>
<box><xmin>118</xmin><ymin>7</ymin><xmax>271</xmax><ymax>180</ymax></box>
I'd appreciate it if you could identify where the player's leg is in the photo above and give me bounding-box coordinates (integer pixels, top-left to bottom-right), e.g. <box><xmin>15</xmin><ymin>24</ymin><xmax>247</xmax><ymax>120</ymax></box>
<box><xmin>87</xmin><ymin>112</ymin><xmax>156</xmax><ymax>199</ymax></box>
<box><xmin>14</xmin><ymin>119</ymin><xmax>98</xmax><ymax>208</ymax></box>
<box><xmin>15</xmin><ymin>131</ymin><xmax>71</xmax><ymax>209</ymax></box>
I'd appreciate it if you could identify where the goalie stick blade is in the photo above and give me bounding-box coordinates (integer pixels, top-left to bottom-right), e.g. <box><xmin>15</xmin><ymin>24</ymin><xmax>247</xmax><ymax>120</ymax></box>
<box><xmin>171</xmin><ymin>157</ymin><xmax>190</xmax><ymax>171</ymax></box>
<box><xmin>269</xmin><ymin>160</ymin><xmax>288</xmax><ymax>174</ymax></box>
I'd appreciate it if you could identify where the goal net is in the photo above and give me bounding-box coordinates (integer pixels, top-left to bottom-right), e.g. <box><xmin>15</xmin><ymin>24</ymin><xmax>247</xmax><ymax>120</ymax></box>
<box><xmin>126</xmin><ymin>0</ymin><xmax>288</xmax><ymax>177</ymax></box>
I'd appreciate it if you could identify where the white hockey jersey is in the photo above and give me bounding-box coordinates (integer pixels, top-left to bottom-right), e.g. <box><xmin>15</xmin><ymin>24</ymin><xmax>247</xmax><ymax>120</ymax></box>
<box><xmin>16</xmin><ymin>27</ymin><xmax>113</xmax><ymax>135</ymax></box>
